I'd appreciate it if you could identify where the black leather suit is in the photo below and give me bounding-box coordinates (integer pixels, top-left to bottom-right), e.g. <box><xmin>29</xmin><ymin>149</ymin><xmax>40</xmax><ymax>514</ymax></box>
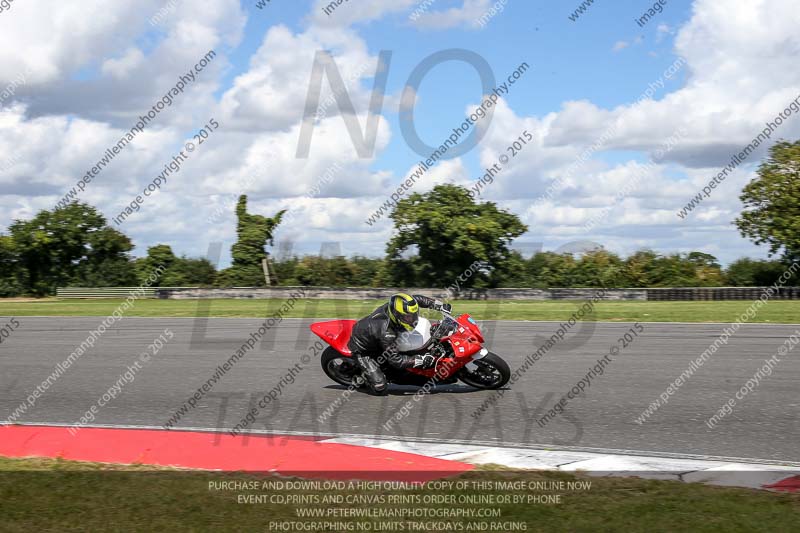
<box><xmin>347</xmin><ymin>295</ymin><xmax>437</xmax><ymax>392</ymax></box>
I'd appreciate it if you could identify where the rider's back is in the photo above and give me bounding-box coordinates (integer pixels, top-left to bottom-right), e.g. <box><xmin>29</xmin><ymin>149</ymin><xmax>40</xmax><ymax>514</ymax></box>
<box><xmin>347</xmin><ymin>304</ymin><xmax>397</xmax><ymax>357</ymax></box>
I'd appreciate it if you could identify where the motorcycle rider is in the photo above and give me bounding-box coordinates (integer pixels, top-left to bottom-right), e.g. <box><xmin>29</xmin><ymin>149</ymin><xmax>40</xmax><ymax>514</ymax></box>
<box><xmin>348</xmin><ymin>292</ymin><xmax>450</xmax><ymax>394</ymax></box>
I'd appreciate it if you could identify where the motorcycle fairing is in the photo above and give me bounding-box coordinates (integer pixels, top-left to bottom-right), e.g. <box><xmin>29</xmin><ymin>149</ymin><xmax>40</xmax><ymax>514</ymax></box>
<box><xmin>310</xmin><ymin>319</ymin><xmax>356</xmax><ymax>356</ymax></box>
<box><xmin>395</xmin><ymin>316</ymin><xmax>432</xmax><ymax>353</ymax></box>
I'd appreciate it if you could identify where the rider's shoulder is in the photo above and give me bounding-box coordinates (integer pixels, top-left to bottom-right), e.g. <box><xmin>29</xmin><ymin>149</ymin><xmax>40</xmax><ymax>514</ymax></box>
<box><xmin>369</xmin><ymin>303</ymin><xmax>390</xmax><ymax>320</ymax></box>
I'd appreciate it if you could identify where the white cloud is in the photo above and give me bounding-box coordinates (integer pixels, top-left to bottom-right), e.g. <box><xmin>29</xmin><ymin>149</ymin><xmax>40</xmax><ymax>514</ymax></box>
<box><xmin>309</xmin><ymin>0</ymin><xmax>503</xmax><ymax>31</ymax></box>
<box><xmin>1</xmin><ymin>0</ymin><xmax>245</xmax><ymax>132</ymax></box>
<box><xmin>101</xmin><ymin>48</ymin><xmax>146</xmax><ymax>80</ymax></box>
<box><xmin>656</xmin><ymin>23</ymin><xmax>673</xmax><ymax>43</ymax></box>
<box><xmin>613</xmin><ymin>41</ymin><xmax>630</xmax><ymax>52</ymax></box>
<box><xmin>219</xmin><ymin>24</ymin><xmax>380</xmax><ymax>133</ymax></box>
<box><xmin>309</xmin><ymin>0</ymin><xmax>417</xmax><ymax>27</ymax></box>
<box><xmin>410</xmin><ymin>0</ymin><xmax>499</xmax><ymax>30</ymax></box>
<box><xmin>0</xmin><ymin>0</ymin><xmax>160</xmax><ymax>85</ymax></box>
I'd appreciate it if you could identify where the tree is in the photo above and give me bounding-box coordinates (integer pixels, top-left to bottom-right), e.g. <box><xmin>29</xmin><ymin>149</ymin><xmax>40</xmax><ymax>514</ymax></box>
<box><xmin>620</xmin><ymin>251</ymin><xmax>724</xmax><ymax>287</ymax></box>
<box><xmin>623</xmin><ymin>250</ymin><xmax>659</xmax><ymax>287</ymax></box>
<box><xmin>7</xmin><ymin>202</ymin><xmax>136</xmax><ymax>295</ymax></box>
<box><xmin>218</xmin><ymin>195</ymin><xmax>285</xmax><ymax>286</ymax></box>
<box><xmin>574</xmin><ymin>250</ymin><xmax>630</xmax><ymax>287</ymax></box>
<box><xmin>736</xmin><ymin>140</ymin><xmax>800</xmax><ymax>261</ymax></box>
<box><xmin>167</xmin><ymin>257</ymin><xmax>217</xmax><ymax>286</ymax></box>
<box><xmin>726</xmin><ymin>258</ymin><xmax>791</xmax><ymax>286</ymax></box>
<box><xmin>271</xmin><ymin>256</ymin><xmax>300</xmax><ymax>285</ymax></box>
<box><xmin>685</xmin><ymin>252</ymin><xmax>725</xmax><ymax>286</ymax></box>
<box><xmin>134</xmin><ymin>244</ymin><xmax>177</xmax><ymax>285</ymax></box>
<box><xmin>0</xmin><ymin>235</ymin><xmax>22</xmax><ymax>296</ymax></box>
<box><xmin>526</xmin><ymin>252</ymin><xmax>578</xmax><ymax>288</ymax></box>
<box><xmin>349</xmin><ymin>256</ymin><xmax>386</xmax><ymax>286</ymax></box>
<box><xmin>293</xmin><ymin>256</ymin><xmax>347</xmax><ymax>286</ymax></box>
<box><xmin>386</xmin><ymin>185</ymin><xmax>527</xmax><ymax>287</ymax></box>
<box><xmin>275</xmin><ymin>255</ymin><xmax>386</xmax><ymax>287</ymax></box>
<box><xmin>491</xmin><ymin>250</ymin><xmax>529</xmax><ymax>287</ymax></box>
<box><xmin>135</xmin><ymin>245</ymin><xmax>216</xmax><ymax>286</ymax></box>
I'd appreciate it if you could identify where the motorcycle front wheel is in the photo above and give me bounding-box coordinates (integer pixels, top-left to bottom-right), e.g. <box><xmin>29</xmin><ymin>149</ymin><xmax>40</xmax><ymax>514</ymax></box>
<box><xmin>457</xmin><ymin>352</ymin><xmax>511</xmax><ymax>390</ymax></box>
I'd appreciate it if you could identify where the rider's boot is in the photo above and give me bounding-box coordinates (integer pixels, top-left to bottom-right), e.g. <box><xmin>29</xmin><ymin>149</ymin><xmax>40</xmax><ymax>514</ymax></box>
<box><xmin>355</xmin><ymin>356</ymin><xmax>388</xmax><ymax>395</ymax></box>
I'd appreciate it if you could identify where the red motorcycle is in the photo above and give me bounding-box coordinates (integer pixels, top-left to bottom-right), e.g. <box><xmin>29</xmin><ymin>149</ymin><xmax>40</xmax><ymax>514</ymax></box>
<box><xmin>310</xmin><ymin>308</ymin><xmax>510</xmax><ymax>393</ymax></box>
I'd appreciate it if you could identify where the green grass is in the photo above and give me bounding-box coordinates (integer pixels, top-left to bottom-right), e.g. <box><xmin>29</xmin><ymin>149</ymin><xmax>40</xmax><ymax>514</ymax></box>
<box><xmin>1</xmin><ymin>298</ymin><xmax>800</xmax><ymax>323</ymax></box>
<box><xmin>0</xmin><ymin>457</ymin><xmax>798</xmax><ymax>532</ymax></box>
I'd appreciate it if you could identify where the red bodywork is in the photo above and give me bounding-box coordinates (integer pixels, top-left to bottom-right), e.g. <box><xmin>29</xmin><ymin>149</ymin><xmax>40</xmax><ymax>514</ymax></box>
<box><xmin>310</xmin><ymin>314</ymin><xmax>485</xmax><ymax>380</ymax></box>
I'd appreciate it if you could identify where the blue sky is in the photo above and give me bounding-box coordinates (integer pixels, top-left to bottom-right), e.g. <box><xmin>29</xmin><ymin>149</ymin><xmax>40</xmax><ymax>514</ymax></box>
<box><xmin>1</xmin><ymin>0</ymin><xmax>799</xmax><ymax>266</ymax></box>
<box><xmin>237</xmin><ymin>0</ymin><xmax>693</xmax><ymax>179</ymax></box>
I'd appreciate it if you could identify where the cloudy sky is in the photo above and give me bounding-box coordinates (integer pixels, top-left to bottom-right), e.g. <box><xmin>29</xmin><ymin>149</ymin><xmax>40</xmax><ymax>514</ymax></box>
<box><xmin>1</xmin><ymin>0</ymin><xmax>798</xmax><ymax>266</ymax></box>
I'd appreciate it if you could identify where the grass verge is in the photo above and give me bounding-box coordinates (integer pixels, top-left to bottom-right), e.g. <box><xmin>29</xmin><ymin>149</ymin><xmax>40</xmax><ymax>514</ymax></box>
<box><xmin>0</xmin><ymin>457</ymin><xmax>798</xmax><ymax>532</ymax></box>
<box><xmin>0</xmin><ymin>298</ymin><xmax>799</xmax><ymax>323</ymax></box>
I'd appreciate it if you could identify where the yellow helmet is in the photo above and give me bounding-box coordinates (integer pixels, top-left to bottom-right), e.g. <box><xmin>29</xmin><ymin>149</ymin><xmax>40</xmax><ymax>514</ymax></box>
<box><xmin>388</xmin><ymin>293</ymin><xmax>420</xmax><ymax>332</ymax></box>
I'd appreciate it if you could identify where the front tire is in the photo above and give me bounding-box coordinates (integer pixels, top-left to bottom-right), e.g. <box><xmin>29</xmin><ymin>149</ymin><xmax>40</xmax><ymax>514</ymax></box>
<box><xmin>457</xmin><ymin>352</ymin><xmax>511</xmax><ymax>390</ymax></box>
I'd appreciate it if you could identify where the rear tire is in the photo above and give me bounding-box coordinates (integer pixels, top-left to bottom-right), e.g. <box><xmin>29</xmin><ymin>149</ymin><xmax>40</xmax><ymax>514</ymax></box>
<box><xmin>321</xmin><ymin>347</ymin><xmax>358</xmax><ymax>387</ymax></box>
<box><xmin>457</xmin><ymin>352</ymin><xmax>511</xmax><ymax>390</ymax></box>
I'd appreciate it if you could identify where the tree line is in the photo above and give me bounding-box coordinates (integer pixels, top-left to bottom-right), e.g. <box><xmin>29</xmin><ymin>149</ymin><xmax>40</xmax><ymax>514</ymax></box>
<box><xmin>270</xmin><ymin>251</ymin><xmax>794</xmax><ymax>289</ymax></box>
<box><xmin>1</xmin><ymin>140</ymin><xmax>798</xmax><ymax>295</ymax></box>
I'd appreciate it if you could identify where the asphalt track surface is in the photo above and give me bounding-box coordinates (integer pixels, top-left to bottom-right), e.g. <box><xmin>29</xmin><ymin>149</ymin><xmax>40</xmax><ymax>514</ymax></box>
<box><xmin>1</xmin><ymin>316</ymin><xmax>798</xmax><ymax>463</ymax></box>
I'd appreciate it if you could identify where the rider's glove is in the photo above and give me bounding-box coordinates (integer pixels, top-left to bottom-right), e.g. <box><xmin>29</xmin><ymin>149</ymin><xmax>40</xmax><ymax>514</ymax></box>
<box><xmin>413</xmin><ymin>354</ymin><xmax>436</xmax><ymax>369</ymax></box>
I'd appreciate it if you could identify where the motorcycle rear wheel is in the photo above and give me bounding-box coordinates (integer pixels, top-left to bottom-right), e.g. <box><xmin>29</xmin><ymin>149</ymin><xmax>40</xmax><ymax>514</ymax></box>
<box><xmin>457</xmin><ymin>352</ymin><xmax>511</xmax><ymax>390</ymax></box>
<box><xmin>321</xmin><ymin>347</ymin><xmax>359</xmax><ymax>387</ymax></box>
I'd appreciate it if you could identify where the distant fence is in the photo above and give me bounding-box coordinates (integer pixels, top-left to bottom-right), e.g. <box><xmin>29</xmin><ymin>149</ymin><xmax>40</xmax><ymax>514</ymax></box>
<box><xmin>155</xmin><ymin>287</ymin><xmax>644</xmax><ymax>300</ymax></box>
<box><xmin>645</xmin><ymin>287</ymin><xmax>800</xmax><ymax>301</ymax></box>
<box><xmin>56</xmin><ymin>287</ymin><xmax>196</xmax><ymax>299</ymax></box>
<box><xmin>55</xmin><ymin>286</ymin><xmax>800</xmax><ymax>301</ymax></box>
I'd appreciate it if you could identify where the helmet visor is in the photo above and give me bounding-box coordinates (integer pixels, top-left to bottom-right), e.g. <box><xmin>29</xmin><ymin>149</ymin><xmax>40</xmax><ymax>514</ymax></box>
<box><xmin>396</xmin><ymin>311</ymin><xmax>419</xmax><ymax>331</ymax></box>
